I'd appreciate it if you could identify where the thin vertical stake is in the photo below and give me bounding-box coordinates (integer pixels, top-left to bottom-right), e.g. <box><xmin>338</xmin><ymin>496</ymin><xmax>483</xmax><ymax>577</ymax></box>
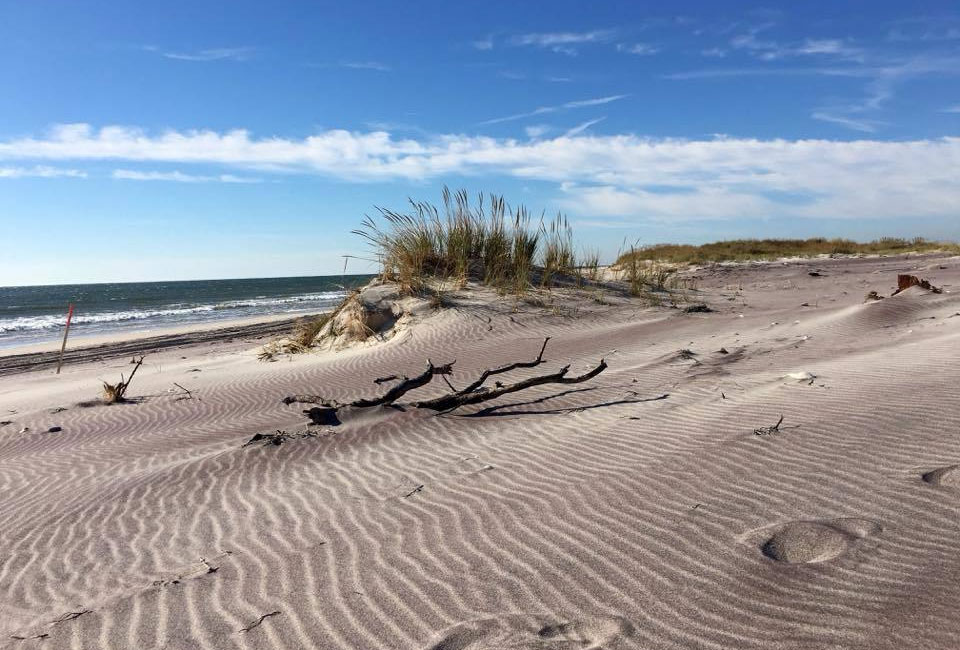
<box><xmin>56</xmin><ymin>303</ymin><xmax>74</xmax><ymax>375</ymax></box>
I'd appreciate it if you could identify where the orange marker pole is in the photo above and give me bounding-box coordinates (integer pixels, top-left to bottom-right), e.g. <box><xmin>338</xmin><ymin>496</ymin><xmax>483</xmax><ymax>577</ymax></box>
<box><xmin>56</xmin><ymin>303</ymin><xmax>75</xmax><ymax>375</ymax></box>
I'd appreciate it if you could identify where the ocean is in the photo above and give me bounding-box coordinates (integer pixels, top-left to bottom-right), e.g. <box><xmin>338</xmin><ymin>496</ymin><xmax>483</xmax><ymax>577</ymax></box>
<box><xmin>0</xmin><ymin>274</ymin><xmax>373</xmax><ymax>349</ymax></box>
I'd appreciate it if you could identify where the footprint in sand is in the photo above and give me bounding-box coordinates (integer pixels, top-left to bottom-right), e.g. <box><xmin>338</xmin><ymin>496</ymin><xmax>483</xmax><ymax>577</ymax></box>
<box><xmin>758</xmin><ymin>518</ymin><xmax>881</xmax><ymax>564</ymax></box>
<box><xmin>424</xmin><ymin>614</ymin><xmax>634</xmax><ymax>650</ymax></box>
<box><xmin>922</xmin><ymin>465</ymin><xmax>960</xmax><ymax>487</ymax></box>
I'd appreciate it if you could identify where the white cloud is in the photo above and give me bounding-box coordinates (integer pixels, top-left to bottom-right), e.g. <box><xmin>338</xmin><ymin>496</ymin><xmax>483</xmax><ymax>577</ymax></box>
<box><xmin>941</xmin><ymin>104</ymin><xmax>960</xmax><ymax>113</ymax></box>
<box><xmin>152</xmin><ymin>47</ymin><xmax>254</xmax><ymax>62</ymax></box>
<box><xmin>472</xmin><ymin>36</ymin><xmax>494</xmax><ymax>50</ymax></box>
<box><xmin>3</xmin><ymin>123</ymin><xmax>960</xmax><ymax>221</ymax></box>
<box><xmin>338</xmin><ymin>61</ymin><xmax>391</xmax><ymax>71</ymax></box>
<box><xmin>511</xmin><ymin>30</ymin><xmax>615</xmax><ymax>48</ymax></box>
<box><xmin>0</xmin><ymin>165</ymin><xmax>86</xmax><ymax>179</ymax></box>
<box><xmin>525</xmin><ymin>125</ymin><xmax>551</xmax><ymax>138</ymax></box>
<box><xmin>617</xmin><ymin>43</ymin><xmax>660</xmax><ymax>55</ymax></box>
<box><xmin>112</xmin><ymin>169</ymin><xmax>260</xmax><ymax>183</ymax></box>
<box><xmin>701</xmin><ymin>48</ymin><xmax>727</xmax><ymax>58</ymax></box>
<box><xmin>480</xmin><ymin>94</ymin><xmax>628</xmax><ymax>125</ymax></box>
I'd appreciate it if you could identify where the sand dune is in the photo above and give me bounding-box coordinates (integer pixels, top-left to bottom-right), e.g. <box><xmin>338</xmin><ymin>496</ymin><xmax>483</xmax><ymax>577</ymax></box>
<box><xmin>1</xmin><ymin>253</ymin><xmax>959</xmax><ymax>649</ymax></box>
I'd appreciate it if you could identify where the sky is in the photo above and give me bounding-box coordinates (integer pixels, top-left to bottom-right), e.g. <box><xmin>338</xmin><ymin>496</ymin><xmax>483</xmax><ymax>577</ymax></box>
<box><xmin>1</xmin><ymin>0</ymin><xmax>959</xmax><ymax>285</ymax></box>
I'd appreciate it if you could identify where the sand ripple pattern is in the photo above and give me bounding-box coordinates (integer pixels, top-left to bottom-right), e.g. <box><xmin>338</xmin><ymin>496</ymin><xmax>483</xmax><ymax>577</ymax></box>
<box><xmin>1</xmin><ymin>256</ymin><xmax>960</xmax><ymax>649</ymax></box>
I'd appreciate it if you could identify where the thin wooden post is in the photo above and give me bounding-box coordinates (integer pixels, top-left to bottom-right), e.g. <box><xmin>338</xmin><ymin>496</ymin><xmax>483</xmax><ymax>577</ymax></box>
<box><xmin>56</xmin><ymin>303</ymin><xmax>74</xmax><ymax>375</ymax></box>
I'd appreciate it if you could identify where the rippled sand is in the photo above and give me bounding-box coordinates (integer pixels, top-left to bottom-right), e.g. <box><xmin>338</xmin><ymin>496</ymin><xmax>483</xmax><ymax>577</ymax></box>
<box><xmin>2</xmin><ymin>253</ymin><xmax>959</xmax><ymax>649</ymax></box>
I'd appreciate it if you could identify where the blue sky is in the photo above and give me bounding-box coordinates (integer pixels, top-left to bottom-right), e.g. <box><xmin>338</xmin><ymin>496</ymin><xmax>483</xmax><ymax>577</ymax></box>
<box><xmin>1</xmin><ymin>1</ymin><xmax>959</xmax><ymax>285</ymax></box>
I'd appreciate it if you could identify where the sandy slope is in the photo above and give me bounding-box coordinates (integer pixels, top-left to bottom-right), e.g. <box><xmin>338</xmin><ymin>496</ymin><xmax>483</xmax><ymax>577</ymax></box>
<box><xmin>1</xmin><ymin>253</ymin><xmax>959</xmax><ymax>649</ymax></box>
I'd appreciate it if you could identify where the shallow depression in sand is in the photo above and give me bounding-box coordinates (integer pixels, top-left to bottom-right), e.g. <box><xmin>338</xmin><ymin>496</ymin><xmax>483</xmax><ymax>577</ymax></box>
<box><xmin>761</xmin><ymin>518</ymin><xmax>881</xmax><ymax>564</ymax></box>
<box><xmin>424</xmin><ymin>614</ymin><xmax>634</xmax><ymax>650</ymax></box>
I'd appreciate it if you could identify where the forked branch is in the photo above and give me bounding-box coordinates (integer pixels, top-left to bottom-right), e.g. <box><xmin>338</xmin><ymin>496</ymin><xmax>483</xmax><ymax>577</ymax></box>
<box><xmin>280</xmin><ymin>338</ymin><xmax>607</xmax><ymax>416</ymax></box>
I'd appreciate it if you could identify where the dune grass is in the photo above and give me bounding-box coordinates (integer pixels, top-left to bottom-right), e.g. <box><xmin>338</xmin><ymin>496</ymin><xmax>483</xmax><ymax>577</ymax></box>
<box><xmin>354</xmin><ymin>188</ymin><xmax>592</xmax><ymax>295</ymax></box>
<box><xmin>616</xmin><ymin>237</ymin><xmax>960</xmax><ymax>266</ymax></box>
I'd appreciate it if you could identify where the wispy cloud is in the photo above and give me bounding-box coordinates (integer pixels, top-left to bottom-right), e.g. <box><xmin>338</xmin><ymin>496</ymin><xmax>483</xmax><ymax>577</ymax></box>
<box><xmin>663</xmin><ymin>66</ymin><xmax>853</xmax><ymax>80</ymax></box>
<box><xmin>112</xmin><ymin>169</ymin><xmax>260</xmax><ymax>183</ymax></box>
<box><xmin>511</xmin><ymin>29</ymin><xmax>615</xmax><ymax>47</ymax></box>
<box><xmin>887</xmin><ymin>15</ymin><xmax>960</xmax><ymax>42</ymax></box>
<box><xmin>667</xmin><ymin>47</ymin><xmax>960</xmax><ymax>132</ymax></box>
<box><xmin>472</xmin><ymin>36</ymin><xmax>494</xmax><ymax>50</ymax></box>
<box><xmin>0</xmin><ymin>165</ymin><xmax>86</xmax><ymax>179</ymax></box>
<box><xmin>148</xmin><ymin>46</ymin><xmax>254</xmax><ymax>62</ymax></box>
<box><xmin>701</xmin><ymin>47</ymin><xmax>727</xmax><ymax>58</ymax></box>
<box><xmin>617</xmin><ymin>43</ymin><xmax>660</xmax><ymax>55</ymax></box>
<box><xmin>338</xmin><ymin>61</ymin><xmax>391</xmax><ymax>71</ymax></box>
<box><xmin>525</xmin><ymin>125</ymin><xmax>551</xmax><ymax>138</ymax></box>
<box><xmin>943</xmin><ymin>105</ymin><xmax>960</xmax><ymax>113</ymax></box>
<box><xmin>480</xmin><ymin>94</ymin><xmax>629</xmax><ymax>125</ymax></box>
<box><xmin>311</xmin><ymin>61</ymin><xmax>392</xmax><ymax>72</ymax></box>
<box><xmin>563</xmin><ymin>117</ymin><xmax>605</xmax><ymax>137</ymax></box>
<box><xmin>4</xmin><ymin>123</ymin><xmax>960</xmax><ymax>222</ymax></box>
<box><xmin>508</xmin><ymin>29</ymin><xmax>614</xmax><ymax>55</ymax></box>
<box><xmin>811</xmin><ymin>111</ymin><xmax>881</xmax><ymax>133</ymax></box>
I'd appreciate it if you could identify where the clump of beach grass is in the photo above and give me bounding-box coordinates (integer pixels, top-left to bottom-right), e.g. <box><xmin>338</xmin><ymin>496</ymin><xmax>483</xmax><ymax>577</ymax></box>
<box><xmin>354</xmin><ymin>188</ymin><xmax>596</xmax><ymax>296</ymax></box>
<box><xmin>258</xmin><ymin>314</ymin><xmax>332</xmax><ymax>360</ymax></box>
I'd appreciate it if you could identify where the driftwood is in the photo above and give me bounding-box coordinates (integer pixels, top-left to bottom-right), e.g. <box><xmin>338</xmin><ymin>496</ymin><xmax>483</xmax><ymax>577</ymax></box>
<box><xmin>414</xmin><ymin>359</ymin><xmax>608</xmax><ymax>411</ymax></box>
<box><xmin>102</xmin><ymin>356</ymin><xmax>144</xmax><ymax>403</ymax></box>
<box><xmin>893</xmin><ymin>274</ymin><xmax>942</xmax><ymax>295</ymax></box>
<box><xmin>281</xmin><ymin>338</ymin><xmax>608</xmax><ymax>415</ymax></box>
<box><xmin>282</xmin><ymin>359</ymin><xmax>455</xmax><ymax>408</ymax></box>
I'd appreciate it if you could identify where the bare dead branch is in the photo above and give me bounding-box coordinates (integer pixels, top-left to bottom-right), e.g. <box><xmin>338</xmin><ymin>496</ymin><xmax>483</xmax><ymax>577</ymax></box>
<box><xmin>102</xmin><ymin>356</ymin><xmax>144</xmax><ymax>403</ymax></box>
<box><xmin>283</xmin><ymin>360</ymin><xmax>455</xmax><ymax>410</ymax></box>
<box><xmin>280</xmin><ymin>339</ymin><xmax>607</xmax><ymax>418</ymax></box>
<box><xmin>172</xmin><ymin>382</ymin><xmax>193</xmax><ymax>399</ymax></box>
<box><xmin>351</xmin><ymin>360</ymin><xmax>455</xmax><ymax>407</ymax></box>
<box><xmin>460</xmin><ymin>336</ymin><xmax>550</xmax><ymax>393</ymax></box>
<box><xmin>413</xmin><ymin>359</ymin><xmax>608</xmax><ymax>411</ymax></box>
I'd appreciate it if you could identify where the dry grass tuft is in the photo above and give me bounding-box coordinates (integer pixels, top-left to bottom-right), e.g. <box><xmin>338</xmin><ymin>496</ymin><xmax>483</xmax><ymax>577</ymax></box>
<box><xmin>616</xmin><ymin>237</ymin><xmax>960</xmax><ymax>266</ymax></box>
<box><xmin>353</xmin><ymin>187</ymin><xmax>596</xmax><ymax>296</ymax></box>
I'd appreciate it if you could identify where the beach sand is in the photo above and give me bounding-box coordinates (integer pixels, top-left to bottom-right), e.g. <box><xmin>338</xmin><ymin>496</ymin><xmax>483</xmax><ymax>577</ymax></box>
<box><xmin>1</xmin><ymin>253</ymin><xmax>959</xmax><ymax>649</ymax></box>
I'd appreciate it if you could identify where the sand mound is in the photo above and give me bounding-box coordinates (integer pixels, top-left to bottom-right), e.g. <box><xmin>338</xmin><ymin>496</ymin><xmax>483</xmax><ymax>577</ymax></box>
<box><xmin>922</xmin><ymin>465</ymin><xmax>960</xmax><ymax>487</ymax></box>
<box><xmin>313</xmin><ymin>282</ymin><xmax>433</xmax><ymax>350</ymax></box>
<box><xmin>761</xmin><ymin>518</ymin><xmax>881</xmax><ymax>564</ymax></box>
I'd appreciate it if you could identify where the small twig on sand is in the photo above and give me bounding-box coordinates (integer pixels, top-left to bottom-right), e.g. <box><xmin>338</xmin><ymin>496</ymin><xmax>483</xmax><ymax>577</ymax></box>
<box><xmin>753</xmin><ymin>414</ymin><xmax>800</xmax><ymax>436</ymax></box>
<box><xmin>172</xmin><ymin>382</ymin><xmax>193</xmax><ymax>399</ymax></box>
<box><xmin>239</xmin><ymin>611</ymin><xmax>281</xmax><ymax>633</ymax></box>
<box><xmin>403</xmin><ymin>484</ymin><xmax>424</xmax><ymax>498</ymax></box>
<box><xmin>51</xmin><ymin>610</ymin><xmax>92</xmax><ymax>625</ymax></box>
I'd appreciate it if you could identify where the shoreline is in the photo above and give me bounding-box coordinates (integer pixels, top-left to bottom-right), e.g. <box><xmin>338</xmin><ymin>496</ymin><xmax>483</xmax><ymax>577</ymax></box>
<box><xmin>0</xmin><ymin>312</ymin><xmax>313</xmax><ymax>376</ymax></box>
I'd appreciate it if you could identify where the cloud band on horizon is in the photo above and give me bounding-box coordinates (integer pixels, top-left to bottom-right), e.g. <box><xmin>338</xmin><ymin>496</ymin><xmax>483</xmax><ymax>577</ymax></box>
<box><xmin>1</xmin><ymin>123</ymin><xmax>959</xmax><ymax>221</ymax></box>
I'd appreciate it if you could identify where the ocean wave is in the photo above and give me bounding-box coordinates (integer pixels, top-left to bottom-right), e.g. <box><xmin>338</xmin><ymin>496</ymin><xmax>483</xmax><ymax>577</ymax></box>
<box><xmin>0</xmin><ymin>291</ymin><xmax>348</xmax><ymax>333</ymax></box>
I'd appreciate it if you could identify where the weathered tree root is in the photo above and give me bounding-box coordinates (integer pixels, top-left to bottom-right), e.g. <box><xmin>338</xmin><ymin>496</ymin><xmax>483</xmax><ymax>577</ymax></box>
<box><xmin>281</xmin><ymin>338</ymin><xmax>608</xmax><ymax>415</ymax></box>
